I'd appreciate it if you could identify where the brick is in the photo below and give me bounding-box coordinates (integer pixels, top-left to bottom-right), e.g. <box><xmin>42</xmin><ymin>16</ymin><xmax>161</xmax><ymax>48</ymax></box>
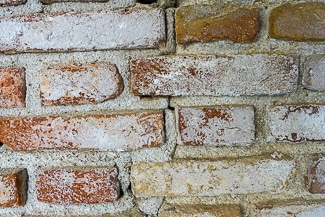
<box><xmin>307</xmin><ymin>156</ymin><xmax>325</xmax><ymax>194</ymax></box>
<box><xmin>131</xmin><ymin>158</ymin><xmax>295</xmax><ymax>197</ymax></box>
<box><xmin>269</xmin><ymin>3</ymin><xmax>325</xmax><ymax>41</ymax></box>
<box><xmin>131</xmin><ymin>55</ymin><xmax>298</xmax><ymax>96</ymax></box>
<box><xmin>303</xmin><ymin>55</ymin><xmax>325</xmax><ymax>91</ymax></box>
<box><xmin>159</xmin><ymin>204</ymin><xmax>241</xmax><ymax>217</ymax></box>
<box><xmin>0</xmin><ymin>9</ymin><xmax>165</xmax><ymax>53</ymax></box>
<box><xmin>37</xmin><ymin>168</ymin><xmax>120</xmax><ymax>204</ymax></box>
<box><xmin>0</xmin><ymin>111</ymin><xmax>163</xmax><ymax>151</ymax></box>
<box><xmin>0</xmin><ymin>169</ymin><xmax>27</xmax><ymax>207</ymax></box>
<box><xmin>40</xmin><ymin>0</ymin><xmax>107</xmax><ymax>4</ymax></box>
<box><xmin>266</xmin><ymin>105</ymin><xmax>325</xmax><ymax>142</ymax></box>
<box><xmin>175</xmin><ymin>4</ymin><xmax>259</xmax><ymax>44</ymax></box>
<box><xmin>253</xmin><ymin>203</ymin><xmax>325</xmax><ymax>217</ymax></box>
<box><xmin>40</xmin><ymin>63</ymin><xmax>123</xmax><ymax>106</ymax></box>
<box><xmin>177</xmin><ymin>106</ymin><xmax>254</xmax><ymax>146</ymax></box>
<box><xmin>0</xmin><ymin>0</ymin><xmax>26</xmax><ymax>6</ymax></box>
<box><xmin>0</xmin><ymin>68</ymin><xmax>26</xmax><ymax>109</ymax></box>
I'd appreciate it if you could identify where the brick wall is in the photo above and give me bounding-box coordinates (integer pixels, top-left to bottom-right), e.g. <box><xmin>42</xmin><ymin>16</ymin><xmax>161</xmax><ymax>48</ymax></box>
<box><xmin>0</xmin><ymin>0</ymin><xmax>324</xmax><ymax>216</ymax></box>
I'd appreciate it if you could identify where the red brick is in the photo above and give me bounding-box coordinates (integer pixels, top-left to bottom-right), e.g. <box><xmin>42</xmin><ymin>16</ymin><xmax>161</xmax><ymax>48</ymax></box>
<box><xmin>266</xmin><ymin>105</ymin><xmax>325</xmax><ymax>142</ymax></box>
<box><xmin>176</xmin><ymin>4</ymin><xmax>259</xmax><ymax>44</ymax></box>
<box><xmin>307</xmin><ymin>156</ymin><xmax>325</xmax><ymax>194</ymax></box>
<box><xmin>37</xmin><ymin>168</ymin><xmax>120</xmax><ymax>204</ymax></box>
<box><xmin>0</xmin><ymin>68</ymin><xmax>26</xmax><ymax>109</ymax></box>
<box><xmin>177</xmin><ymin>106</ymin><xmax>255</xmax><ymax>146</ymax></box>
<box><xmin>0</xmin><ymin>111</ymin><xmax>163</xmax><ymax>151</ymax></box>
<box><xmin>303</xmin><ymin>55</ymin><xmax>325</xmax><ymax>91</ymax></box>
<box><xmin>40</xmin><ymin>63</ymin><xmax>123</xmax><ymax>106</ymax></box>
<box><xmin>0</xmin><ymin>9</ymin><xmax>165</xmax><ymax>53</ymax></box>
<box><xmin>269</xmin><ymin>3</ymin><xmax>325</xmax><ymax>41</ymax></box>
<box><xmin>0</xmin><ymin>0</ymin><xmax>26</xmax><ymax>6</ymax></box>
<box><xmin>131</xmin><ymin>55</ymin><xmax>298</xmax><ymax>96</ymax></box>
<box><xmin>0</xmin><ymin>169</ymin><xmax>27</xmax><ymax>207</ymax></box>
<box><xmin>159</xmin><ymin>204</ymin><xmax>241</xmax><ymax>217</ymax></box>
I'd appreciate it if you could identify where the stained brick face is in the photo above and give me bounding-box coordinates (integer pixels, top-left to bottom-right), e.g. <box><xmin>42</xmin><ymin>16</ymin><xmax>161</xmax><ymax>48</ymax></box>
<box><xmin>303</xmin><ymin>55</ymin><xmax>325</xmax><ymax>91</ymax></box>
<box><xmin>175</xmin><ymin>4</ymin><xmax>259</xmax><ymax>44</ymax></box>
<box><xmin>0</xmin><ymin>67</ymin><xmax>26</xmax><ymax>109</ymax></box>
<box><xmin>40</xmin><ymin>63</ymin><xmax>123</xmax><ymax>106</ymax></box>
<box><xmin>131</xmin><ymin>158</ymin><xmax>295</xmax><ymax>197</ymax></box>
<box><xmin>0</xmin><ymin>0</ymin><xmax>26</xmax><ymax>6</ymax></box>
<box><xmin>177</xmin><ymin>106</ymin><xmax>255</xmax><ymax>146</ymax></box>
<box><xmin>0</xmin><ymin>169</ymin><xmax>27</xmax><ymax>207</ymax></box>
<box><xmin>0</xmin><ymin>9</ymin><xmax>165</xmax><ymax>53</ymax></box>
<box><xmin>269</xmin><ymin>3</ymin><xmax>325</xmax><ymax>41</ymax></box>
<box><xmin>266</xmin><ymin>105</ymin><xmax>325</xmax><ymax>142</ymax></box>
<box><xmin>0</xmin><ymin>111</ymin><xmax>164</xmax><ymax>151</ymax></box>
<box><xmin>36</xmin><ymin>168</ymin><xmax>120</xmax><ymax>204</ymax></box>
<box><xmin>307</xmin><ymin>156</ymin><xmax>325</xmax><ymax>194</ymax></box>
<box><xmin>131</xmin><ymin>55</ymin><xmax>298</xmax><ymax>96</ymax></box>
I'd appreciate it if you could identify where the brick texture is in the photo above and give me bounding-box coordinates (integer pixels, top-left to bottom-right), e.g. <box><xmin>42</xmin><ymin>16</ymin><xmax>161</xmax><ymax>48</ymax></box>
<box><xmin>0</xmin><ymin>9</ymin><xmax>165</xmax><ymax>53</ymax></box>
<box><xmin>253</xmin><ymin>203</ymin><xmax>325</xmax><ymax>217</ymax></box>
<box><xmin>159</xmin><ymin>204</ymin><xmax>241</xmax><ymax>217</ymax></box>
<box><xmin>303</xmin><ymin>55</ymin><xmax>325</xmax><ymax>91</ymax></box>
<box><xmin>40</xmin><ymin>63</ymin><xmax>123</xmax><ymax>106</ymax></box>
<box><xmin>131</xmin><ymin>55</ymin><xmax>298</xmax><ymax>96</ymax></box>
<box><xmin>269</xmin><ymin>3</ymin><xmax>325</xmax><ymax>41</ymax></box>
<box><xmin>131</xmin><ymin>158</ymin><xmax>295</xmax><ymax>197</ymax></box>
<box><xmin>175</xmin><ymin>4</ymin><xmax>259</xmax><ymax>44</ymax></box>
<box><xmin>37</xmin><ymin>168</ymin><xmax>120</xmax><ymax>204</ymax></box>
<box><xmin>307</xmin><ymin>156</ymin><xmax>325</xmax><ymax>194</ymax></box>
<box><xmin>0</xmin><ymin>169</ymin><xmax>27</xmax><ymax>207</ymax></box>
<box><xmin>266</xmin><ymin>105</ymin><xmax>325</xmax><ymax>142</ymax></box>
<box><xmin>177</xmin><ymin>106</ymin><xmax>255</xmax><ymax>146</ymax></box>
<box><xmin>0</xmin><ymin>111</ymin><xmax>163</xmax><ymax>151</ymax></box>
<box><xmin>0</xmin><ymin>0</ymin><xmax>26</xmax><ymax>6</ymax></box>
<box><xmin>0</xmin><ymin>67</ymin><xmax>26</xmax><ymax>109</ymax></box>
<box><xmin>40</xmin><ymin>0</ymin><xmax>107</xmax><ymax>4</ymax></box>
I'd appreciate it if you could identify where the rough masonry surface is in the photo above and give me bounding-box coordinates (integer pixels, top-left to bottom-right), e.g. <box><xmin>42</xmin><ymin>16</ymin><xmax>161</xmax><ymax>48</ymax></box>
<box><xmin>0</xmin><ymin>67</ymin><xmax>26</xmax><ymax>109</ymax></box>
<box><xmin>0</xmin><ymin>9</ymin><xmax>166</xmax><ymax>53</ymax></box>
<box><xmin>266</xmin><ymin>105</ymin><xmax>325</xmax><ymax>142</ymax></box>
<box><xmin>40</xmin><ymin>62</ymin><xmax>123</xmax><ymax>106</ymax></box>
<box><xmin>0</xmin><ymin>111</ymin><xmax>164</xmax><ymax>151</ymax></box>
<box><xmin>131</xmin><ymin>55</ymin><xmax>298</xmax><ymax>96</ymax></box>
<box><xmin>303</xmin><ymin>55</ymin><xmax>325</xmax><ymax>91</ymax></box>
<box><xmin>177</xmin><ymin>106</ymin><xmax>255</xmax><ymax>146</ymax></box>
<box><xmin>176</xmin><ymin>4</ymin><xmax>259</xmax><ymax>44</ymax></box>
<box><xmin>131</xmin><ymin>158</ymin><xmax>295</xmax><ymax>197</ymax></box>
<box><xmin>37</xmin><ymin>168</ymin><xmax>120</xmax><ymax>204</ymax></box>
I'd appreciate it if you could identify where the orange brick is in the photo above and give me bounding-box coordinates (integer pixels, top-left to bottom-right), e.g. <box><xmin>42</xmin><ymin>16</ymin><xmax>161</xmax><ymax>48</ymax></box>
<box><xmin>0</xmin><ymin>111</ymin><xmax>164</xmax><ymax>151</ymax></box>
<box><xmin>37</xmin><ymin>168</ymin><xmax>120</xmax><ymax>204</ymax></box>
<box><xmin>0</xmin><ymin>68</ymin><xmax>26</xmax><ymax>109</ymax></box>
<box><xmin>176</xmin><ymin>4</ymin><xmax>259</xmax><ymax>45</ymax></box>
<box><xmin>40</xmin><ymin>63</ymin><xmax>123</xmax><ymax>106</ymax></box>
<box><xmin>0</xmin><ymin>169</ymin><xmax>27</xmax><ymax>207</ymax></box>
<box><xmin>269</xmin><ymin>3</ymin><xmax>325</xmax><ymax>41</ymax></box>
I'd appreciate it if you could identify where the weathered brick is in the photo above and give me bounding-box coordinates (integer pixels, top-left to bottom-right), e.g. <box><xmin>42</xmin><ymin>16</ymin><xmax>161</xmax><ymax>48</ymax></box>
<box><xmin>266</xmin><ymin>105</ymin><xmax>325</xmax><ymax>142</ymax></box>
<box><xmin>40</xmin><ymin>0</ymin><xmax>107</xmax><ymax>4</ymax></box>
<box><xmin>37</xmin><ymin>168</ymin><xmax>120</xmax><ymax>204</ymax></box>
<box><xmin>303</xmin><ymin>55</ymin><xmax>325</xmax><ymax>91</ymax></box>
<box><xmin>269</xmin><ymin>3</ymin><xmax>325</xmax><ymax>41</ymax></box>
<box><xmin>0</xmin><ymin>0</ymin><xmax>26</xmax><ymax>6</ymax></box>
<box><xmin>176</xmin><ymin>4</ymin><xmax>259</xmax><ymax>44</ymax></box>
<box><xmin>40</xmin><ymin>63</ymin><xmax>123</xmax><ymax>106</ymax></box>
<box><xmin>0</xmin><ymin>111</ymin><xmax>163</xmax><ymax>151</ymax></box>
<box><xmin>253</xmin><ymin>203</ymin><xmax>325</xmax><ymax>217</ymax></box>
<box><xmin>177</xmin><ymin>106</ymin><xmax>255</xmax><ymax>146</ymax></box>
<box><xmin>307</xmin><ymin>156</ymin><xmax>325</xmax><ymax>194</ymax></box>
<box><xmin>0</xmin><ymin>68</ymin><xmax>26</xmax><ymax>109</ymax></box>
<box><xmin>159</xmin><ymin>204</ymin><xmax>241</xmax><ymax>217</ymax></box>
<box><xmin>0</xmin><ymin>9</ymin><xmax>165</xmax><ymax>53</ymax></box>
<box><xmin>131</xmin><ymin>158</ymin><xmax>295</xmax><ymax>197</ymax></box>
<box><xmin>0</xmin><ymin>169</ymin><xmax>27</xmax><ymax>207</ymax></box>
<box><xmin>131</xmin><ymin>55</ymin><xmax>298</xmax><ymax>96</ymax></box>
